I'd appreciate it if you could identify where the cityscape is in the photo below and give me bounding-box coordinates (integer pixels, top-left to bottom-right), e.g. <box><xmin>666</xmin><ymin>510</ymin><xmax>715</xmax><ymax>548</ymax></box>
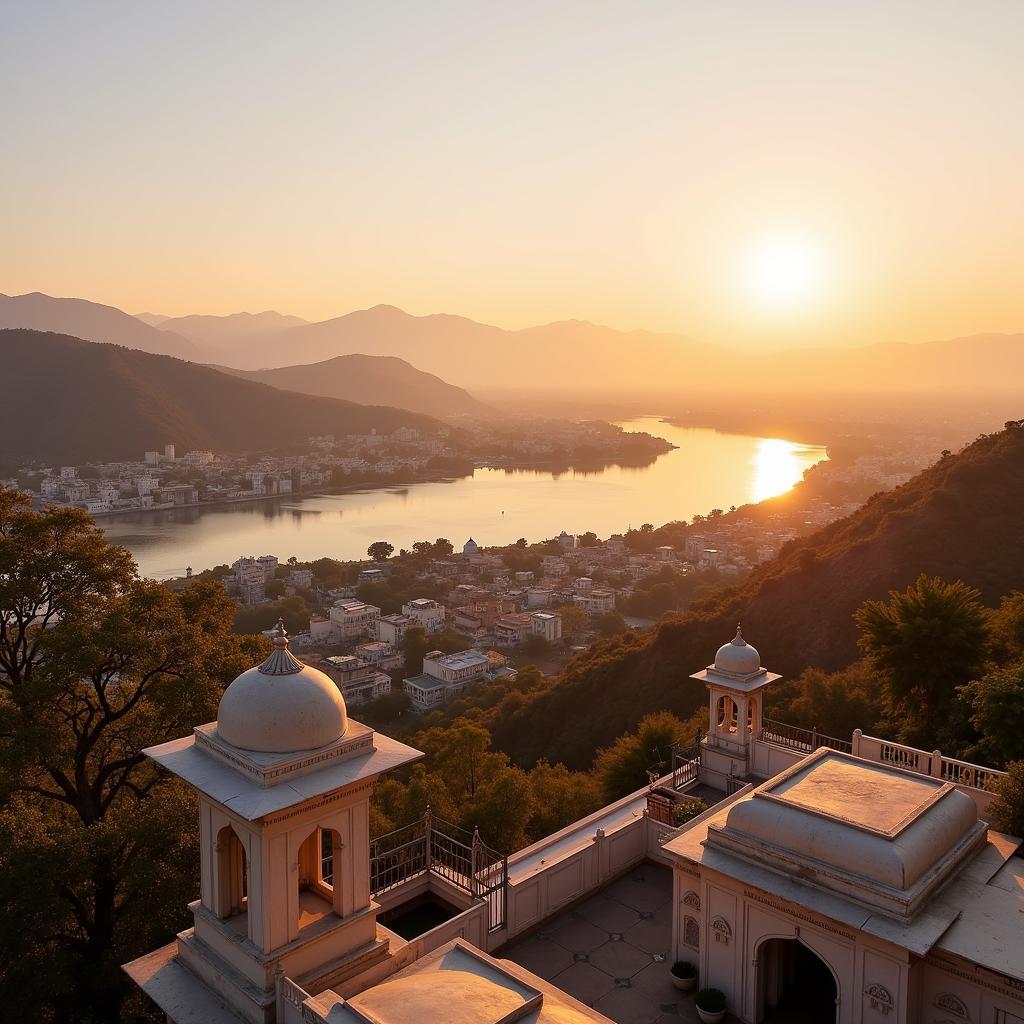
<box><xmin>1</xmin><ymin>5</ymin><xmax>1023</xmax><ymax>1024</ymax></box>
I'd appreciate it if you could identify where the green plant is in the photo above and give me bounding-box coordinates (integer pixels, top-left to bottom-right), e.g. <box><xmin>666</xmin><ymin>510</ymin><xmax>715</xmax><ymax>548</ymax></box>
<box><xmin>671</xmin><ymin>961</ymin><xmax>697</xmax><ymax>979</ymax></box>
<box><xmin>672</xmin><ymin>797</ymin><xmax>710</xmax><ymax>826</ymax></box>
<box><xmin>696</xmin><ymin>989</ymin><xmax>726</xmax><ymax>1012</ymax></box>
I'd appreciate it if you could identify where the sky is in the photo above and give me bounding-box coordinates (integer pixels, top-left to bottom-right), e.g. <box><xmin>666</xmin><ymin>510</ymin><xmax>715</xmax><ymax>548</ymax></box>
<box><xmin>2</xmin><ymin>1</ymin><xmax>1022</xmax><ymax>349</ymax></box>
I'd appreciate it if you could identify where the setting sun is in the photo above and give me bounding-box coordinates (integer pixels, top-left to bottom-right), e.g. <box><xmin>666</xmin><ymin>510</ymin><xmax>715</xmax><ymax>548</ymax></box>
<box><xmin>743</xmin><ymin>234</ymin><xmax>827</xmax><ymax>310</ymax></box>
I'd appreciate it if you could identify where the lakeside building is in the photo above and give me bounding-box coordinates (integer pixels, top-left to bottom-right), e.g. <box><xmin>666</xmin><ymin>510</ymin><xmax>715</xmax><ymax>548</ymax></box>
<box><xmin>401</xmin><ymin>597</ymin><xmax>446</xmax><ymax>633</ymax></box>
<box><xmin>127</xmin><ymin>622</ymin><xmax>1024</xmax><ymax>1024</ymax></box>
<box><xmin>375</xmin><ymin>613</ymin><xmax>414</xmax><ymax>647</ymax></box>
<box><xmin>530</xmin><ymin>610</ymin><xmax>562</xmax><ymax>642</ymax></box>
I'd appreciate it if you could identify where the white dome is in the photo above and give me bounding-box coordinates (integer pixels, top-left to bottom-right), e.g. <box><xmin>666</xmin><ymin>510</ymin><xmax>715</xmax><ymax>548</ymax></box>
<box><xmin>217</xmin><ymin>621</ymin><xmax>348</xmax><ymax>753</ymax></box>
<box><xmin>714</xmin><ymin>626</ymin><xmax>761</xmax><ymax>675</ymax></box>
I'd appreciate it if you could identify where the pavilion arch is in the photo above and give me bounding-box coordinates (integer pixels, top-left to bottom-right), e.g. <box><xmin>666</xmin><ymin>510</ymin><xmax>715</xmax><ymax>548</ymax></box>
<box><xmin>747</xmin><ymin>696</ymin><xmax>757</xmax><ymax>734</ymax></box>
<box><xmin>295</xmin><ymin>824</ymin><xmax>345</xmax><ymax>932</ymax></box>
<box><xmin>214</xmin><ymin>824</ymin><xmax>248</xmax><ymax>920</ymax></box>
<box><xmin>716</xmin><ymin>694</ymin><xmax>738</xmax><ymax>734</ymax></box>
<box><xmin>753</xmin><ymin>932</ymin><xmax>840</xmax><ymax>1024</ymax></box>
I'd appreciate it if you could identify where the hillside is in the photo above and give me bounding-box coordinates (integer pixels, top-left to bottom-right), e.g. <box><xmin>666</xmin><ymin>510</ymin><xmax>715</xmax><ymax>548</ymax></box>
<box><xmin>490</xmin><ymin>421</ymin><xmax>1024</xmax><ymax>768</ymax></box>
<box><xmin>208</xmin><ymin>304</ymin><xmax>712</xmax><ymax>388</ymax></box>
<box><xmin>211</xmin><ymin>353</ymin><xmax>489</xmax><ymax>419</ymax></box>
<box><xmin>153</xmin><ymin>310</ymin><xmax>308</xmax><ymax>348</ymax></box>
<box><xmin>0</xmin><ymin>292</ymin><xmax>202</xmax><ymax>361</ymax></box>
<box><xmin>0</xmin><ymin>330</ymin><xmax>442</xmax><ymax>463</ymax></box>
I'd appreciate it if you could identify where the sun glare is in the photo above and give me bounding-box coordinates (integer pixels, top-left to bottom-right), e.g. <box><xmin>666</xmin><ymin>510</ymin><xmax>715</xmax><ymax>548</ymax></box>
<box><xmin>743</xmin><ymin>234</ymin><xmax>826</xmax><ymax>309</ymax></box>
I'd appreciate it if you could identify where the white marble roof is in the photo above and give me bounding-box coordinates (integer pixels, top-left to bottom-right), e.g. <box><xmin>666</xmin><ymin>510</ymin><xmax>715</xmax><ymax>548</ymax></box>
<box><xmin>144</xmin><ymin>725</ymin><xmax>423</xmax><ymax>821</ymax></box>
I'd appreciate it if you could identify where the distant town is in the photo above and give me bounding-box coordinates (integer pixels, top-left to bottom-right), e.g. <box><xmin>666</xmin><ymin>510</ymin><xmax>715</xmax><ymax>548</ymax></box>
<box><xmin>3</xmin><ymin>418</ymin><xmax>672</xmax><ymax>516</ymax></box>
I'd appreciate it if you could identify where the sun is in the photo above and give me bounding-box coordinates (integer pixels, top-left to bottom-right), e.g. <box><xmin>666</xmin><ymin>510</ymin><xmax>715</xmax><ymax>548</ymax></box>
<box><xmin>743</xmin><ymin>233</ymin><xmax>826</xmax><ymax>309</ymax></box>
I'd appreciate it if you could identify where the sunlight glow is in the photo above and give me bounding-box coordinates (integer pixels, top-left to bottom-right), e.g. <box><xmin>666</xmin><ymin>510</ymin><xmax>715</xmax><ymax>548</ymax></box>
<box><xmin>752</xmin><ymin>438</ymin><xmax>821</xmax><ymax>503</ymax></box>
<box><xmin>743</xmin><ymin>234</ymin><xmax>826</xmax><ymax>309</ymax></box>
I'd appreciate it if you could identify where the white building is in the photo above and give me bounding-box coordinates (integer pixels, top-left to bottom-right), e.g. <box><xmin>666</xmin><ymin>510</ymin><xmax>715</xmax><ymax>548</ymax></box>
<box><xmin>402</xmin><ymin>649</ymin><xmax>490</xmax><ymax>711</ymax></box>
<box><xmin>319</xmin><ymin>655</ymin><xmax>392</xmax><ymax>706</ymax></box>
<box><xmin>329</xmin><ymin>600</ymin><xmax>381</xmax><ymax>640</ymax></box>
<box><xmin>462</xmin><ymin>537</ymin><xmax>481</xmax><ymax>556</ymax></box>
<box><xmin>530</xmin><ymin>610</ymin><xmax>562</xmax><ymax>642</ymax></box>
<box><xmin>376</xmin><ymin>613</ymin><xmax>414</xmax><ymax>647</ymax></box>
<box><xmin>401</xmin><ymin>598</ymin><xmax>446</xmax><ymax>633</ymax></box>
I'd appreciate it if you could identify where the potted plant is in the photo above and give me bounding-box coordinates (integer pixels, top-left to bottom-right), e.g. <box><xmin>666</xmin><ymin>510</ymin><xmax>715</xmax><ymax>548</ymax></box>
<box><xmin>694</xmin><ymin>987</ymin><xmax>727</xmax><ymax>1023</ymax></box>
<box><xmin>669</xmin><ymin>960</ymin><xmax>698</xmax><ymax>991</ymax></box>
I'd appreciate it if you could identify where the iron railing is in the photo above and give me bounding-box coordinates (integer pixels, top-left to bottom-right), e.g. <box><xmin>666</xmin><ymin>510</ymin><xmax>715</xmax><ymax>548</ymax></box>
<box><xmin>760</xmin><ymin>718</ymin><xmax>852</xmax><ymax>754</ymax></box>
<box><xmin>370</xmin><ymin>808</ymin><xmax>508</xmax><ymax>931</ymax></box>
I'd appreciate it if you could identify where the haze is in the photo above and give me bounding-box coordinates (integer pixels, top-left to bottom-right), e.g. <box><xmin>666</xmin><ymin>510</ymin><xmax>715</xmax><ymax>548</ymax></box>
<box><xmin>3</xmin><ymin>1</ymin><xmax>1022</xmax><ymax>350</ymax></box>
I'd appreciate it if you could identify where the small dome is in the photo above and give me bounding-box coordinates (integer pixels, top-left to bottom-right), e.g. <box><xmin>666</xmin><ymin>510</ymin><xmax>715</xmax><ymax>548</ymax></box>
<box><xmin>217</xmin><ymin>621</ymin><xmax>348</xmax><ymax>753</ymax></box>
<box><xmin>714</xmin><ymin>626</ymin><xmax>761</xmax><ymax>675</ymax></box>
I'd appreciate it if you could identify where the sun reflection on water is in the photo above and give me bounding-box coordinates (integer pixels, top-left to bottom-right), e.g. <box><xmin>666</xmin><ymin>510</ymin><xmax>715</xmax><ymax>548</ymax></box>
<box><xmin>752</xmin><ymin>438</ymin><xmax>821</xmax><ymax>503</ymax></box>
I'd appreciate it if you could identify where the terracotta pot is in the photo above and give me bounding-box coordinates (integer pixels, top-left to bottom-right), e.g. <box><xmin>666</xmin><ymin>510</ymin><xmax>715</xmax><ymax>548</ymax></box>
<box><xmin>670</xmin><ymin>973</ymin><xmax>697</xmax><ymax>991</ymax></box>
<box><xmin>696</xmin><ymin>1007</ymin><xmax>726</xmax><ymax>1024</ymax></box>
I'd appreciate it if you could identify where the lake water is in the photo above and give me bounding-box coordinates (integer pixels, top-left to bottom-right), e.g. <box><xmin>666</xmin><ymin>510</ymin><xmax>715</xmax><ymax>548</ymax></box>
<box><xmin>101</xmin><ymin>418</ymin><xmax>827</xmax><ymax>580</ymax></box>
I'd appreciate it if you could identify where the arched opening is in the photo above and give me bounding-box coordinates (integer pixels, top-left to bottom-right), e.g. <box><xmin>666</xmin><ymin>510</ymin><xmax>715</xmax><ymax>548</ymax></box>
<box><xmin>716</xmin><ymin>695</ymin><xmax>738</xmax><ymax>734</ymax></box>
<box><xmin>215</xmin><ymin>825</ymin><xmax>248</xmax><ymax>929</ymax></box>
<box><xmin>296</xmin><ymin>827</ymin><xmax>343</xmax><ymax>933</ymax></box>
<box><xmin>758</xmin><ymin>937</ymin><xmax>837</xmax><ymax>1023</ymax></box>
<box><xmin>747</xmin><ymin>697</ymin><xmax>757</xmax><ymax>734</ymax></box>
<box><xmin>682</xmin><ymin>915</ymin><xmax>699</xmax><ymax>951</ymax></box>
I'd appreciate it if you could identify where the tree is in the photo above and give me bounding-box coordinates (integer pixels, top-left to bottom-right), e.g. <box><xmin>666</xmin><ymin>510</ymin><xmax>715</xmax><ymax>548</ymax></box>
<box><xmin>577</xmin><ymin>531</ymin><xmax>600</xmax><ymax>548</ymax></box>
<box><xmin>557</xmin><ymin>604</ymin><xmax>589</xmax><ymax>636</ymax></box>
<box><xmin>960</xmin><ymin>661</ymin><xmax>1024</xmax><ymax>766</ymax></box>
<box><xmin>265</xmin><ymin>578</ymin><xmax>286</xmax><ymax>599</ymax></box>
<box><xmin>593</xmin><ymin>711</ymin><xmax>688</xmax><ymax>802</ymax></box>
<box><xmin>402</xmin><ymin>626</ymin><xmax>429</xmax><ymax>676</ymax></box>
<box><xmin>526</xmin><ymin>760</ymin><xmax>602</xmax><ymax>839</ymax></box>
<box><xmin>367</xmin><ymin>540</ymin><xmax>394</xmax><ymax>562</ymax></box>
<box><xmin>595</xmin><ymin>611</ymin><xmax>628</xmax><ymax>637</ymax></box>
<box><xmin>432</xmin><ymin>538</ymin><xmax>454</xmax><ymax>556</ymax></box>
<box><xmin>988</xmin><ymin>761</ymin><xmax>1024</xmax><ymax>838</ymax></box>
<box><xmin>854</xmin><ymin>575</ymin><xmax>990</xmax><ymax>745</ymax></box>
<box><xmin>0</xmin><ymin>488</ymin><xmax>263</xmax><ymax>1021</ymax></box>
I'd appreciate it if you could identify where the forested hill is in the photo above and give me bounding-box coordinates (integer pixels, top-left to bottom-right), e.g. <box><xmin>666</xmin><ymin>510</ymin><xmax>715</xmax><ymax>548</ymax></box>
<box><xmin>0</xmin><ymin>330</ymin><xmax>442</xmax><ymax>463</ymax></box>
<box><xmin>493</xmin><ymin>421</ymin><xmax>1024</xmax><ymax>768</ymax></box>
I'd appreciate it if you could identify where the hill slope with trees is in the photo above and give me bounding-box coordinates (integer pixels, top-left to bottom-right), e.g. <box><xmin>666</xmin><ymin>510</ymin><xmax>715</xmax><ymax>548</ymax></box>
<box><xmin>212</xmin><ymin>352</ymin><xmax>488</xmax><ymax>419</ymax></box>
<box><xmin>0</xmin><ymin>330</ymin><xmax>443</xmax><ymax>463</ymax></box>
<box><xmin>490</xmin><ymin>422</ymin><xmax>1024</xmax><ymax>767</ymax></box>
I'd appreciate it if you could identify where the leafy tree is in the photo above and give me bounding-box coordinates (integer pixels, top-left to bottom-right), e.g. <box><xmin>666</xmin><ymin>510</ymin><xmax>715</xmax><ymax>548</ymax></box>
<box><xmin>988</xmin><ymin>761</ymin><xmax>1024</xmax><ymax>838</ymax></box>
<box><xmin>367</xmin><ymin>540</ymin><xmax>394</xmax><ymax>562</ymax></box>
<box><xmin>265</xmin><ymin>578</ymin><xmax>286</xmax><ymax>599</ymax></box>
<box><xmin>960</xmin><ymin>661</ymin><xmax>1024</xmax><ymax>766</ymax></box>
<box><xmin>988</xmin><ymin>592</ymin><xmax>1024</xmax><ymax>664</ymax></box>
<box><xmin>595</xmin><ymin>611</ymin><xmax>628</xmax><ymax>637</ymax></box>
<box><xmin>768</xmin><ymin>661</ymin><xmax>884</xmax><ymax>743</ymax></box>
<box><xmin>402</xmin><ymin>626</ymin><xmax>430</xmax><ymax>676</ymax></box>
<box><xmin>855</xmin><ymin>575</ymin><xmax>990</xmax><ymax>745</ymax></box>
<box><xmin>432</xmin><ymin>538</ymin><xmax>454</xmax><ymax>556</ymax></box>
<box><xmin>593</xmin><ymin>711</ymin><xmax>688</xmax><ymax>802</ymax></box>
<box><xmin>577</xmin><ymin>531</ymin><xmax>600</xmax><ymax>548</ymax></box>
<box><xmin>526</xmin><ymin>759</ymin><xmax>602</xmax><ymax>838</ymax></box>
<box><xmin>0</xmin><ymin>488</ymin><xmax>263</xmax><ymax>1022</ymax></box>
<box><xmin>557</xmin><ymin>604</ymin><xmax>589</xmax><ymax>636</ymax></box>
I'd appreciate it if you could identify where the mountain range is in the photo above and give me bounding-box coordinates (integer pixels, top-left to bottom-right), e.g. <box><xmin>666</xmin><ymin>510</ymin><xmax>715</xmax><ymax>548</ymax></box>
<box><xmin>488</xmin><ymin>420</ymin><xmax>1024</xmax><ymax>768</ymax></box>
<box><xmin>0</xmin><ymin>330</ymin><xmax>441</xmax><ymax>464</ymax></box>
<box><xmin>211</xmin><ymin>353</ymin><xmax>488</xmax><ymax>419</ymax></box>
<box><xmin>3</xmin><ymin>290</ymin><xmax>1022</xmax><ymax>395</ymax></box>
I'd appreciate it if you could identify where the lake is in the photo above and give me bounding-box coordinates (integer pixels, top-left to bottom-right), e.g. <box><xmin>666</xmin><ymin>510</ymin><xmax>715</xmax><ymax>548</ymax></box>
<box><xmin>100</xmin><ymin>417</ymin><xmax>827</xmax><ymax>579</ymax></box>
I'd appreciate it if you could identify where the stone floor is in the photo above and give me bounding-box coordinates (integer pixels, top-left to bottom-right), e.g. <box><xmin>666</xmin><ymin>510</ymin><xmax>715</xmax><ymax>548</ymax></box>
<box><xmin>500</xmin><ymin>862</ymin><xmax>739</xmax><ymax>1024</ymax></box>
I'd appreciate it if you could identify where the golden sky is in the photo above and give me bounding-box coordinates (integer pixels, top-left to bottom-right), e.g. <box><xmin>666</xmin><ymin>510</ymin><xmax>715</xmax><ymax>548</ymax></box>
<box><xmin>2</xmin><ymin>2</ymin><xmax>1021</xmax><ymax>348</ymax></box>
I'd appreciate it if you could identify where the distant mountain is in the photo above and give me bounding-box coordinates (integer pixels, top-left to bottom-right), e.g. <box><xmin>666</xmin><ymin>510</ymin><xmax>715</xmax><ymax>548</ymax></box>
<box><xmin>0</xmin><ymin>330</ymin><xmax>442</xmax><ymax>464</ymax></box>
<box><xmin>490</xmin><ymin>421</ymin><xmax>1024</xmax><ymax>768</ymax></box>
<box><xmin>0</xmin><ymin>293</ymin><xmax>202</xmax><ymax>361</ymax></box>
<box><xmin>212</xmin><ymin>353</ymin><xmax>488</xmax><ymax>419</ymax></box>
<box><xmin>134</xmin><ymin>312</ymin><xmax>171</xmax><ymax>327</ymax></box>
<box><xmin>212</xmin><ymin>304</ymin><xmax>713</xmax><ymax>389</ymax></box>
<box><xmin>155</xmin><ymin>310</ymin><xmax>309</xmax><ymax>349</ymax></box>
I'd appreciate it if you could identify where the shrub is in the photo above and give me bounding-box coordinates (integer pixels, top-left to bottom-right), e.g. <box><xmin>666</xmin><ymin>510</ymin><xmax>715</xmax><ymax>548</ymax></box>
<box><xmin>671</xmin><ymin>961</ymin><xmax>697</xmax><ymax>979</ymax></box>
<box><xmin>696</xmin><ymin>989</ymin><xmax>726</xmax><ymax>1013</ymax></box>
<box><xmin>672</xmin><ymin>797</ymin><xmax>709</xmax><ymax>826</ymax></box>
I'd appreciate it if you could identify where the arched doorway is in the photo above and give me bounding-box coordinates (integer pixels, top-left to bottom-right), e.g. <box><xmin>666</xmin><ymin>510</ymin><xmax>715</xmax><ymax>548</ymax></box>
<box><xmin>758</xmin><ymin>937</ymin><xmax>837</xmax><ymax>1023</ymax></box>
<box><xmin>215</xmin><ymin>825</ymin><xmax>248</xmax><ymax>925</ymax></box>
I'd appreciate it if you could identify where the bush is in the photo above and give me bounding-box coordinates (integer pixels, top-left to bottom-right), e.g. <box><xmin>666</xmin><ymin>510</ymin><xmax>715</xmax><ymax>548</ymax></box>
<box><xmin>696</xmin><ymin>989</ymin><xmax>726</xmax><ymax>1013</ymax></box>
<box><xmin>672</xmin><ymin>797</ymin><xmax>709</xmax><ymax>826</ymax></box>
<box><xmin>671</xmin><ymin>961</ymin><xmax>697</xmax><ymax>979</ymax></box>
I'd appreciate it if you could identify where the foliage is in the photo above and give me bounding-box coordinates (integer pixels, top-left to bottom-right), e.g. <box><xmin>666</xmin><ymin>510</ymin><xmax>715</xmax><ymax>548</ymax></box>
<box><xmin>367</xmin><ymin>540</ymin><xmax>395</xmax><ymax>562</ymax></box>
<box><xmin>595</xmin><ymin>611</ymin><xmax>628</xmax><ymax>637</ymax></box>
<box><xmin>855</xmin><ymin>575</ymin><xmax>989</xmax><ymax>744</ymax></box>
<box><xmin>0</xmin><ymin>488</ymin><xmax>264</xmax><ymax>1022</ymax></box>
<box><xmin>671</xmin><ymin>961</ymin><xmax>697</xmax><ymax>979</ymax></box>
<box><xmin>767</xmin><ymin>661</ymin><xmax>884</xmax><ymax>742</ymax></box>
<box><xmin>672</xmin><ymin>797</ymin><xmax>709</xmax><ymax>826</ymax></box>
<box><xmin>696</xmin><ymin>989</ymin><xmax>727</xmax><ymax>1013</ymax></box>
<box><xmin>233</xmin><ymin>594</ymin><xmax>309</xmax><ymax>635</ymax></box>
<box><xmin>557</xmin><ymin>604</ymin><xmax>589</xmax><ymax>635</ymax></box>
<box><xmin>987</xmin><ymin>761</ymin><xmax>1024</xmax><ymax>838</ymax></box>
<box><xmin>593</xmin><ymin>711</ymin><xmax>690</xmax><ymax>802</ymax></box>
<box><xmin>960</xmin><ymin>660</ymin><xmax>1024</xmax><ymax>767</ymax></box>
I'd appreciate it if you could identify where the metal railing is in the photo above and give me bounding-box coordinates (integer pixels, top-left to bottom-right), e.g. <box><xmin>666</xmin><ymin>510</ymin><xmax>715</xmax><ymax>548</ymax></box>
<box><xmin>760</xmin><ymin>718</ymin><xmax>852</xmax><ymax>754</ymax></box>
<box><xmin>370</xmin><ymin>808</ymin><xmax>508</xmax><ymax>931</ymax></box>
